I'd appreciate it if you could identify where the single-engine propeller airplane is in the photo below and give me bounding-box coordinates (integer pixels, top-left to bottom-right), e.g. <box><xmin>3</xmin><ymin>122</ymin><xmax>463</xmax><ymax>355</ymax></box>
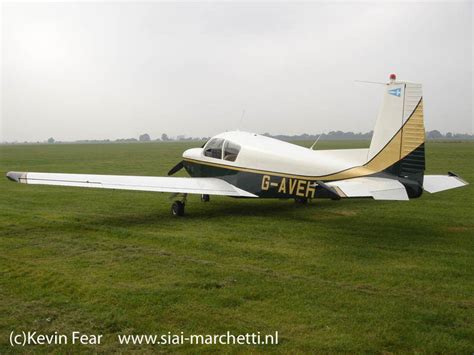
<box><xmin>6</xmin><ymin>74</ymin><xmax>468</xmax><ymax>216</ymax></box>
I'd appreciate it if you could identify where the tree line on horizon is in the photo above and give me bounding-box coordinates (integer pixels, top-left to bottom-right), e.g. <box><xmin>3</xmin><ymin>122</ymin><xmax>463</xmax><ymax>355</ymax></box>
<box><xmin>4</xmin><ymin>130</ymin><xmax>473</xmax><ymax>145</ymax></box>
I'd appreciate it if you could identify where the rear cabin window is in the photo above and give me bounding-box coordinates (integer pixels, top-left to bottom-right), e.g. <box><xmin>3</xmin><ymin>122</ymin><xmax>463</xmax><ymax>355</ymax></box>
<box><xmin>203</xmin><ymin>138</ymin><xmax>224</xmax><ymax>159</ymax></box>
<box><xmin>223</xmin><ymin>141</ymin><xmax>241</xmax><ymax>162</ymax></box>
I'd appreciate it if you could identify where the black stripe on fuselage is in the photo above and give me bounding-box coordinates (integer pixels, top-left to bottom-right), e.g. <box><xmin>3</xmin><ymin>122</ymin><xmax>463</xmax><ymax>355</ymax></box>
<box><xmin>184</xmin><ymin>160</ymin><xmax>343</xmax><ymax>199</ymax></box>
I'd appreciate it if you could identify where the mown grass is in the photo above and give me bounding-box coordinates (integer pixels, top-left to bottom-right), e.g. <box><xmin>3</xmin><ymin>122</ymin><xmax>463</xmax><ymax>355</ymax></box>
<box><xmin>0</xmin><ymin>140</ymin><xmax>473</xmax><ymax>353</ymax></box>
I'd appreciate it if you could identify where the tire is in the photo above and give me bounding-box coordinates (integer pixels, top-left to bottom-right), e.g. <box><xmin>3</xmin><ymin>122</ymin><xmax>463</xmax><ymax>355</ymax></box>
<box><xmin>171</xmin><ymin>201</ymin><xmax>185</xmax><ymax>216</ymax></box>
<box><xmin>294</xmin><ymin>197</ymin><xmax>308</xmax><ymax>205</ymax></box>
<box><xmin>201</xmin><ymin>194</ymin><xmax>210</xmax><ymax>202</ymax></box>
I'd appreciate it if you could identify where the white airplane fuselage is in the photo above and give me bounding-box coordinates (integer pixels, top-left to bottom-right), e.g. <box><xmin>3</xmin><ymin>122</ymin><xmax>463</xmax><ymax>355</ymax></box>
<box><xmin>180</xmin><ymin>129</ymin><xmax>424</xmax><ymax>200</ymax></box>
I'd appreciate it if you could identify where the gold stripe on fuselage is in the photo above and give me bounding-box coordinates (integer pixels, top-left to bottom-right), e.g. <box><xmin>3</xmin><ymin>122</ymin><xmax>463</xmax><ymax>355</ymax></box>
<box><xmin>184</xmin><ymin>99</ymin><xmax>424</xmax><ymax>181</ymax></box>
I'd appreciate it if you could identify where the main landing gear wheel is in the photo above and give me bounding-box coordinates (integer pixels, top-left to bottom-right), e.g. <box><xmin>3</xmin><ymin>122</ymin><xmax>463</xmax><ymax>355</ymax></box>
<box><xmin>201</xmin><ymin>194</ymin><xmax>210</xmax><ymax>202</ymax></box>
<box><xmin>294</xmin><ymin>197</ymin><xmax>308</xmax><ymax>205</ymax></box>
<box><xmin>171</xmin><ymin>201</ymin><xmax>185</xmax><ymax>216</ymax></box>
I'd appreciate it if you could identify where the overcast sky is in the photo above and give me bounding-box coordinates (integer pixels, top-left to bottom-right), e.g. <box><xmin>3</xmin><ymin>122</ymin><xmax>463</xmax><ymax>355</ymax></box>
<box><xmin>1</xmin><ymin>1</ymin><xmax>472</xmax><ymax>142</ymax></box>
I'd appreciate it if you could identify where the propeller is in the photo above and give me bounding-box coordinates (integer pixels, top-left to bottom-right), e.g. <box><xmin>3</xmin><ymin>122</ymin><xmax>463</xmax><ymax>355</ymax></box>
<box><xmin>168</xmin><ymin>140</ymin><xmax>207</xmax><ymax>176</ymax></box>
<box><xmin>168</xmin><ymin>161</ymin><xmax>184</xmax><ymax>176</ymax></box>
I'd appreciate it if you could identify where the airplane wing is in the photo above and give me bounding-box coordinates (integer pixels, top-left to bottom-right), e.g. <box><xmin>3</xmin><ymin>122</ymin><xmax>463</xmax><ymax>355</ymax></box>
<box><xmin>326</xmin><ymin>177</ymin><xmax>409</xmax><ymax>201</ymax></box>
<box><xmin>5</xmin><ymin>171</ymin><xmax>257</xmax><ymax>197</ymax></box>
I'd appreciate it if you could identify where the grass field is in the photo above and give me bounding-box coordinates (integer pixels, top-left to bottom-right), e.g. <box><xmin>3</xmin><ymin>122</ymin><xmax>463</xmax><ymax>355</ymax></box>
<box><xmin>0</xmin><ymin>140</ymin><xmax>473</xmax><ymax>353</ymax></box>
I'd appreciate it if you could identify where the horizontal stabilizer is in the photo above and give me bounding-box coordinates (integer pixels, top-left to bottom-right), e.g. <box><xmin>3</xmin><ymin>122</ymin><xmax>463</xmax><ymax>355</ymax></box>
<box><xmin>327</xmin><ymin>177</ymin><xmax>409</xmax><ymax>201</ymax></box>
<box><xmin>423</xmin><ymin>173</ymin><xmax>468</xmax><ymax>193</ymax></box>
<box><xmin>6</xmin><ymin>171</ymin><xmax>257</xmax><ymax>197</ymax></box>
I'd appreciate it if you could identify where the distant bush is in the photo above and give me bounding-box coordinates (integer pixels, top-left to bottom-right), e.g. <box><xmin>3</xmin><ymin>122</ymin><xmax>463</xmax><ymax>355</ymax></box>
<box><xmin>139</xmin><ymin>133</ymin><xmax>151</xmax><ymax>142</ymax></box>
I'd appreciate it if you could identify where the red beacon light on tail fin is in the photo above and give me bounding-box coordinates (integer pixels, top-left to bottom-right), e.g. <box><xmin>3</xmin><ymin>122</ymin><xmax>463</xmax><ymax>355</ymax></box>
<box><xmin>389</xmin><ymin>73</ymin><xmax>397</xmax><ymax>82</ymax></box>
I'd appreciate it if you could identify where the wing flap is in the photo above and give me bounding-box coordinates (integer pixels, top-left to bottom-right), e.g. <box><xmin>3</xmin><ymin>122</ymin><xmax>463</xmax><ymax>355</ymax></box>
<box><xmin>6</xmin><ymin>171</ymin><xmax>257</xmax><ymax>197</ymax></box>
<box><xmin>326</xmin><ymin>177</ymin><xmax>409</xmax><ymax>201</ymax></box>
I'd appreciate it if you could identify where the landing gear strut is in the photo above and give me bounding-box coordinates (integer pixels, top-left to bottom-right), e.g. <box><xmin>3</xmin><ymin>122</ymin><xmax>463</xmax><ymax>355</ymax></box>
<box><xmin>201</xmin><ymin>194</ymin><xmax>210</xmax><ymax>202</ymax></box>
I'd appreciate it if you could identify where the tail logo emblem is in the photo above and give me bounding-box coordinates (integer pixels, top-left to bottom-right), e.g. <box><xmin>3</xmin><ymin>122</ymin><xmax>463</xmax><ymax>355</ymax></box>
<box><xmin>388</xmin><ymin>88</ymin><xmax>401</xmax><ymax>97</ymax></box>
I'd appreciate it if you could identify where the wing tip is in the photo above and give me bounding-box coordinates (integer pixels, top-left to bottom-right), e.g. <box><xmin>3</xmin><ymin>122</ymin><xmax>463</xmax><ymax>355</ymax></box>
<box><xmin>6</xmin><ymin>171</ymin><xmax>25</xmax><ymax>183</ymax></box>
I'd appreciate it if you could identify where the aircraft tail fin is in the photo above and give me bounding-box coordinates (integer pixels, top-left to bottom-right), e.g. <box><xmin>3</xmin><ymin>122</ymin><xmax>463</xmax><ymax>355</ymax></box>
<box><xmin>368</xmin><ymin>75</ymin><xmax>425</xmax><ymax>190</ymax></box>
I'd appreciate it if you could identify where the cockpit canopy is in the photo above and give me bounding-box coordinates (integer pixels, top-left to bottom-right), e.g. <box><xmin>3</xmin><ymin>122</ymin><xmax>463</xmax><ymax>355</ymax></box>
<box><xmin>203</xmin><ymin>138</ymin><xmax>241</xmax><ymax>162</ymax></box>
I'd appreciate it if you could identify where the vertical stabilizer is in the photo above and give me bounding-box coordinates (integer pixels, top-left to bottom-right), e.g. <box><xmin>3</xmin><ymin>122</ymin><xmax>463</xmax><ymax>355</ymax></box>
<box><xmin>366</xmin><ymin>75</ymin><xmax>425</xmax><ymax>195</ymax></box>
<box><xmin>368</xmin><ymin>76</ymin><xmax>424</xmax><ymax>161</ymax></box>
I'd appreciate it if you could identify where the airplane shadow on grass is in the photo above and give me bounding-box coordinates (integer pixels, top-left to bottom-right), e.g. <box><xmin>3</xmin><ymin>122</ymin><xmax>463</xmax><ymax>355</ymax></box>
<box><xmin>74</xmin><ymin>196</ymin><xmax>450</xmax><ymax>252</ymax></box>
<box><xmin>82</xmin><ymin>198</ymin><xmax>442</xmax><ymax>241</ymax></box>
<box><xmin>87</xmin><ymin>198</ymin><xmax>365</xmax><ymax>224</ymax></box>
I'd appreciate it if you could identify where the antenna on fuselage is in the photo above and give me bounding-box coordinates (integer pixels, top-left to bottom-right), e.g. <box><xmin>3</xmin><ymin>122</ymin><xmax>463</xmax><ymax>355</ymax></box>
<box><xmin>309</xmin><ymin>134</ymin><xmax>322</xmax><ymax>150</ymax></box>
<box><xmin>354</xmin><ymin>80</ymin><xmax>386</xmax><ymax>85</ymax></box>
<box><xmin>237</xmin><ymin>109</ymin><xmax>246</xmax><ymax>131</ymax></box>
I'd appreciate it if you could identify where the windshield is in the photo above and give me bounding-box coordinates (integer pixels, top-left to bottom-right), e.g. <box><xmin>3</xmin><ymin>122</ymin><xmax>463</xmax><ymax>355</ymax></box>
<box><xmin>203</xmin><ymin>138</ymin><xmax>224</xmax><ymax>159</ymax></box>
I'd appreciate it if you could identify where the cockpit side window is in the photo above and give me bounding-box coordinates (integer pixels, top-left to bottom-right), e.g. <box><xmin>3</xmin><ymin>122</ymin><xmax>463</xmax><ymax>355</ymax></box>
<box><xmin>223</xmin><ymin>141</ymin><xmax>241</xmax><ymax>162</ymax></box>
<box><xmin>203</xmin><ymin>138</ymin><xmax>224</xmax><ymax>159</ymax></box>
